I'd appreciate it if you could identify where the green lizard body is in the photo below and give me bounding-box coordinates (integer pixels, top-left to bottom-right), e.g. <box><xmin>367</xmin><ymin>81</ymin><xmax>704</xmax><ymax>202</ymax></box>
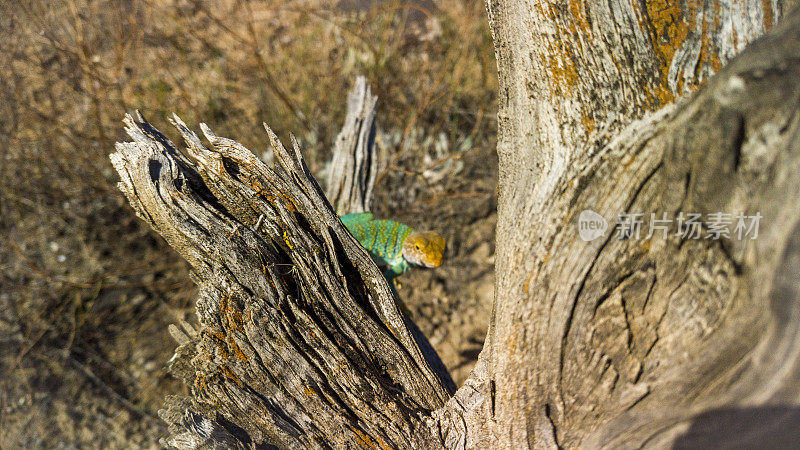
<box><xmin>341</xmin><ymin>212</ymin><xmax>412</xmax><ymax>280</ymax></box>
<box><xmin>340</xmin><ymin>212</ymin><xmax>445</xmax><ymax>290</ymax></box>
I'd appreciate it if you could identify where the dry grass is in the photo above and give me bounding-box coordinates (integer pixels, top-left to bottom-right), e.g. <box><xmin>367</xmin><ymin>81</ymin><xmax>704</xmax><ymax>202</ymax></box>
<box><xmin>0</xmin><ymin>0</ymin><xmax>496</xmax><ymax>446</ymax></box>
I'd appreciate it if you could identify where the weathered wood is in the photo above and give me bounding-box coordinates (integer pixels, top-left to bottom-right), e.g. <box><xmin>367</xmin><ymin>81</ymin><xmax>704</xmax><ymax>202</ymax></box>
<box><xmin>326</xmin><ymin>76</ymin><xmax>380</xmax><ymax>216</ymax></box>
<box><xmin>110</xmin><ymin>111</ymin><xmax>452</xmax><ymax>448</ymax></box>
<box><xmin>328</xmin><ymin>77</ymin><xmax>457</xmax><ymax>396</ymax></box>
<box><xmin>110</xmin><ymin>3</ymin><xmax>800</xmax><ymax>449</ymax></box>
<box><xmin>482</xmin><ymin>2</ymin><xmax>800</xmax><ymax>447</ymax></box>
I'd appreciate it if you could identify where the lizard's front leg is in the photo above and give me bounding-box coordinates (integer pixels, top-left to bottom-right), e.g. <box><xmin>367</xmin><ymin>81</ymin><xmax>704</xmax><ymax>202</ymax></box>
<box><xmin>384</xmin><ymin>262</ymin><xmax>411</xmax><ymax>315</ymax></box>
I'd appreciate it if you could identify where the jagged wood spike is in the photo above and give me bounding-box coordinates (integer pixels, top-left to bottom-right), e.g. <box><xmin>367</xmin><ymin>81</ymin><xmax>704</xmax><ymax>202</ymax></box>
<box><xmin>326</xmin><ymin>76</ymin><xmax>381</xmax><ymax>215</ymax></box>
<box><xmin>111</xmin><ymin>114</ymin><xmax>452</xmax><ymax>448</ymax></box>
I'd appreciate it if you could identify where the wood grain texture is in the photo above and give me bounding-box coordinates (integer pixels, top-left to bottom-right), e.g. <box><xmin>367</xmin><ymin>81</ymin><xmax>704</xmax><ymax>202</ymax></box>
<box><xmin>108</xmin><ymin>2</ymin><xmax>800</xmax><ymax>448</ymax></box>
<box><xmin>326</xmin><ymin>76</ymin><xmax>380</xmax><ymax>216</ymax></box>
<box><xmin>483</xmin><ymin>2</ymin><xmax>800</xmax><ymax>447</ymax></box>
<box><xmin>110</xmin><ymin>111</ymin><xmax>451</xmax><ymax>448</ymax></box>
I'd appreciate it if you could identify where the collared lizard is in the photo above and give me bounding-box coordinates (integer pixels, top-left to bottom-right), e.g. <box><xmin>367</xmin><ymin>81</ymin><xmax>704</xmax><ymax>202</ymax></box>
<box><xmin>340</xmin><ymin>212</ymin><xmax>445</xmax><ymax>294</ymax></box>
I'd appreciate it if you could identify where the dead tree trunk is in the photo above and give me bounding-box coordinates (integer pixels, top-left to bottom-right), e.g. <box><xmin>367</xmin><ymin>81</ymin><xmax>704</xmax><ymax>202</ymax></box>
<box><xmin>110</xmin><ymin>3</ymin><xmax>800</xmax><ymax>449</ymax></box>
<box><xmin>484</xmin><ymin>0</ymin><xmax>800</xmax><ymax>448</ymax></box>
<box><xmin>325</xmin><ymin>76</ymin><xmax>381</xmax><ymax>216</ymax></box>
<box><xmin>111</xmin><ymin>109</ymin><xmax>457</xmax><ymax>448</ymax></box>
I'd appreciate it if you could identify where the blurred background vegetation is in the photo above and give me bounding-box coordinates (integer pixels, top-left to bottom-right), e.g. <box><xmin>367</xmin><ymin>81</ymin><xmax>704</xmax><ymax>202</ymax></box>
<box><xmin>0</xmin><ymin>0</ymin><xmax>496</xmax><ymax>447</ymax></box>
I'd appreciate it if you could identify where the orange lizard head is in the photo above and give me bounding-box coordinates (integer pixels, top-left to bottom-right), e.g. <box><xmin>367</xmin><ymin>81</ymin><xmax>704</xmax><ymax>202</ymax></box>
<box><xmin>402</xmin><ymin>231</ymin><xmax>446</xmax><ymax>268</ymax></box>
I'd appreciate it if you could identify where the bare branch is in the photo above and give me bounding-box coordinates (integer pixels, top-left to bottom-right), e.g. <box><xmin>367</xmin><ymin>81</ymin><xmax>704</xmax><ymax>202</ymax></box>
<box><xmin>326</xmin><ymin>76</ymin><xmax>380</xmax><ymax>215</ymax></box>
<box><xmin>110</xmin><ymin>111</ymin><xmax>451</xmax><ymax>448</ymax></box>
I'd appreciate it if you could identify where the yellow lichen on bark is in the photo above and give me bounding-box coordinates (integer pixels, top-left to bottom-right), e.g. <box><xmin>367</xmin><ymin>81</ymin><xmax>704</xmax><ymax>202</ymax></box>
<box><xmin>763</xmin><ymin>0</ymin><xmax>774</xmax><ymax>27</ymax></box>
<box><xmin>282</xmin><ymin>230</ymin><xmax>294</xmax><ymax>249</ymax></box>
<box><xmin>581</xmin><ymin>112</ymin><xmax>596</xmax><ymax>134</ymax></box>
<box><xmin>640</xmin><ymin>0</ymin><xmax>695</xmax><ymax>104</ymax></box>
<box><xmin>219</xmin><ymin>365</ymin><xmax>243</xmax><ymax>387</ymax></box>
<box><xmin>220</xmin><ymin>292</ymin><xmax>245</xmax><ymax>333</ymax></box>
<box><xmin>533</xmin><ymin>1</ymin><xmax>580</xmax><ymax>98</ymax></box>
<box><xmin>644</xmin><ymin>0</ymin><xmax>691</xmax><ymax>72</ymax></box>
<box><xmin>705</xmin><ymin>12</ymin><xmax>724</xmax><ymax>74</ymax></box>
<box><xmin>350</xmin><ymin>426</ymin><xmax>391</xmax><ymax>450</ymax></box>
<box><xmin>228</xmin><ymin>337</ymin><xmax>248</xmax><ymax>362</ymax></box>
<box><xmin>568</xmin><ymin>0</ymin><xmax>592</xmax><ymax>39</ymax></box>
<box><xmin>547</xmin><ymin>37</ymin><xmax>580</xmax><ymax>97</ymax></box>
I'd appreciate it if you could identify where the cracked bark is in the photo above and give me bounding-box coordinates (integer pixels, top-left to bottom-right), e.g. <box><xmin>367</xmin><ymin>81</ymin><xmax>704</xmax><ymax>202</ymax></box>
<box><xmin>486</xmin><ymin>1</ymin><xmax>800</xmax><ymax>447</ymax></box>
<box><xmin>110</xmin><ymin>2</ymin><xmax>800</xmax><ymax>448</ymax></box>
<box><xmin>325</xmin><ymin>76</ymin><xmax>381</xmax><ymax>216</ymax></box>
<box><xmin>111</xmin><ymin>110</ymin><xmax>451</xmax><ymax>448</ymax></box>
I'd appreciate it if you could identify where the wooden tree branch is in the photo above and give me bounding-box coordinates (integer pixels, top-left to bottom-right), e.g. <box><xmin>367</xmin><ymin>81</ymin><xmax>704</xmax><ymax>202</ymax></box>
<box><xmin>326</xmin><ymin>76</ymin><xmax>380</xmax><ymax>216</ymax></box>
<box><xmin>486</xmin><ymin>0</ymin><xmax>781</xmax><ymax>185</ymax></box>
<box><xmin>110</xmin><ymin>111</ymin><xmax>452</xmax><ymax>448</ymax></box>
<box><xmin>480</xmin><ymin>7</ymin><xmax>800</xmax><ymax>447</ymax></box>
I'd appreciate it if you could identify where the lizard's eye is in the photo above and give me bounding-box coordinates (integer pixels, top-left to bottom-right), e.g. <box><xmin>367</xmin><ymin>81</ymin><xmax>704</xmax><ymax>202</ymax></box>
<box><xmin>415</xmin><ymin>244</ymin><xmax>421</xmax><ymax>250</ymax></box>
